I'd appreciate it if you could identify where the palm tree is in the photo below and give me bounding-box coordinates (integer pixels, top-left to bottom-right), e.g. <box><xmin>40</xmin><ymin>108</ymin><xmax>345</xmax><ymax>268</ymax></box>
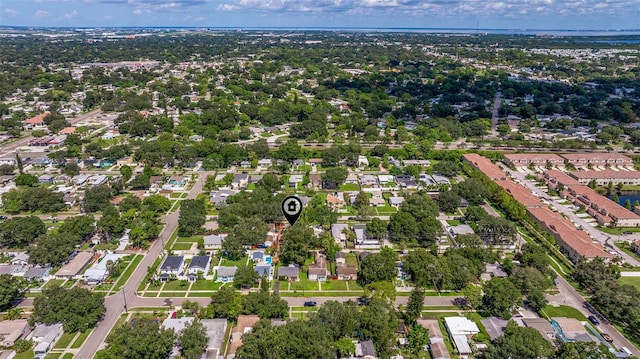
<box><xmin>5</xmin><ymin>308</ymin><xmax>24</xmax><ymax>320</ymax></box>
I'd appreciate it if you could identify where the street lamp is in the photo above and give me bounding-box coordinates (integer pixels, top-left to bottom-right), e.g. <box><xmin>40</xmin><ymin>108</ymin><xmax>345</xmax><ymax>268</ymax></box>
<box><xmin>122</xmin><ymin>289</ymin><xmax>128</xmax><ymax>313</ymax></box>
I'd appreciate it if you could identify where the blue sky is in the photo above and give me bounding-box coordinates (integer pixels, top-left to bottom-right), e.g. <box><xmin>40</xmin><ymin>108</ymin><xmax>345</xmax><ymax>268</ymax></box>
<box><xmin>1</xmin><ymin>0</ymin><xmax>639</xmax><ymax>30</ymax></box>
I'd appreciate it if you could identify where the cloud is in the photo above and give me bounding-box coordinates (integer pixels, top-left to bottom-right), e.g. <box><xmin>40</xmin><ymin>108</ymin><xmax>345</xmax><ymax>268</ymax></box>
<box><xmin>34</xmin><ymin>9</ymin><xmax>50</xmax><ymax>18</ymax></box>
<box><xmin>215</xmin><ymin>0</ymin><xmax>639</xmax><ymax>19</ymax></box>
<box><xmin>4</xmin><ymin>8</ymin><xmax>19</xmax><ymax>17</ymax></box>
<box><xmin>62</xmin><ymin>9</ymin><xmax>79</xmax><ymax>19</ymax></box>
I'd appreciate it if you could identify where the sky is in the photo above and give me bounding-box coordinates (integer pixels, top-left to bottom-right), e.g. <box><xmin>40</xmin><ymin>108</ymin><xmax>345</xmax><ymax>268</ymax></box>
<box><xmin>0</xmin><ymin>0</ymin><xmax>639</xmax><ymax>30</ymax></box>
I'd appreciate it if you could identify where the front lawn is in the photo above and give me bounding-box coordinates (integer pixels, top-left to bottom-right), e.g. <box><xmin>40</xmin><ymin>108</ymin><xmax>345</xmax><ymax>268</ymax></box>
<box><xmin>220</xmin><ymin>256</ymin><xmax>249</xmax><ymax>267</ymax></box>
<box><xmin>172</xmin><ymin>242</ymin><xmax>194</xmax><ymax>251</ymax></box>
<box><xmin>541</xmin><ymin>305</ymin><xmax>587</xmax><ymax>321</ymax></box>
<box><xmin>619</xmin><ymin>276</ymin><xmax>640</xmax><ymax>291</ymax></box>
<box><xmin>339</xmin><ymin>183</ymin><xmax>361</xmax><ymax>191</ymax></box>
<box><xmin>321</xmin><ymin>280</ymin><xmax>348</xmax><ymax>290</ymax></box>
<box><xmin>191</xmin><ymin>280</ymin><xmax>223</xmax><ymax>291</ymax></box>
<box><xmin>345</xmin><ymin>253</ymin><xmax>358</xmax><ymax>267</ymax></box>
<box><xmin>163</xmin><ymin>280</ymin><xmax>191</xmax><ymax>291</ymax></box>
<box><xmin>54</xmin><ymin>332</ymin><xmax>76</xmax><ymax>349</ymax></box>
<box><xmin>291</xmin><ymin>280</ymin><xmax>319</xmax><ymax>291</ymax></box>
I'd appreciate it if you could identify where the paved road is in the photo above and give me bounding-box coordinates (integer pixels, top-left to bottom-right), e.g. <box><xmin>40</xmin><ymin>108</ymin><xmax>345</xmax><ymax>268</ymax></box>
<box><xmin>490</xmin><ymin>91</ymin><xmax>502</xmax><ymax>133</ymax></box>
<box><xmin>506</xmin><ymin>168</ymin><xmax>640</xmax><ymax>266</ymax></box>
<box><xmin>75</xmin><ymin>171</ymin><xmax>211</xmax><ymax>358</ymax></box>
<box><xmin>547</xmin><ymin>272</ymin><xmax>640</xmax><ymax>356</ymax></box>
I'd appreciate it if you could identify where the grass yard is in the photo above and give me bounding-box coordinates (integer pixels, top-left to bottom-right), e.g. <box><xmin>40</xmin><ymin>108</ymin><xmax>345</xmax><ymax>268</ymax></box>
<box><xmin>220</xmin><ymin>256</ymin><xmax>249</xmax><ymax>267</ymax></box>
<box><xmin>290</xmin><ymin>280</ymin><xmax>319</xmax><ymax>291</ymax></box>
<box><xmin>347</xmin><ymin>280</ymin><xmax>363</xmax><ymax>290</ymax></box>
<box><xmin>70</xmin><ymin>329</ymin><xmax>92</xmax><ymax>348</ymax></box>
<box><xmin>45</xmin><ymin>279</ymin><xmax>66</xmax><ymax>288</ymax></box>
<box><xmin>44</xmin><ymin>353</ymin><xmax>61</xmax><ymax>359</ymax></box>
<box><xmin>541</xmin><ymin>305</ymin><xmax>587</xmax><ymax>321</ymax></box>
<box><xmin>113</xmin><ymin>255</ymin><xmax>144</xmax><ymax>291</ymax></box>
<box><xmin>619</xmin><ymin>276</ymin><xmax>640</xmax><ymax>291</ymax></box>
<box><xmin>446</xmin><ymin>219</ymin><xmax>462</xmax><ymax>226</ymax></box>
<box><xmin>62</xmin><ymin>354</ymin><xmax>74</xmax><ymax>359</ymax></box>
<box><xmin>54</xmin><ymin>332</ymin><xmax>76</xmax><ymax>349</ymax></box>
<box><xmin>171</xmin><ymin>242</ymin><xmax>194</xmax><ymax>251</ymax></box>
<box><xmin>187</xmin><ymin>292</ymin><xmax>215</xmax><ymax>297</ymax></box>
<box><xmin>375</xmin><ymin>205</ymin><xmax>397</xmax><ymax>214</ymax></box>
<box><xmin>175</xmin><ymin>235</ymin><xmax>203</xmax><ymax>243</ymax></box>
<box><xmin>339</xmin><ymin>183</ymin><xmax>361</xmax><ymax>191</ymax></box>
<box><xmin>163</xmin><ymin>280</ymin><xmax>191</xmax><ymax>291</ymax></box>
<box><xmin>190</xmin><ymin>280</ymin><xmax>224</xmax><ymax>291</ymax></box>
<box><xmin>321</xmin><ymin>280</ymin><xmax>348</xmax><ymax>290</ymax></box>
<box><xmin>345</xmin><ymin>253</ymin><xmax>358</xmax><ymax>267</ymax></box>
<box><xmin>159</xmin><ymin>292</ymin><xmax>187</xmax><ymax>297</ymax></box>
<box><xmin>14</xmin><ymin>350</ymin><xmax>35</xmax><ymax>359</ymax></box>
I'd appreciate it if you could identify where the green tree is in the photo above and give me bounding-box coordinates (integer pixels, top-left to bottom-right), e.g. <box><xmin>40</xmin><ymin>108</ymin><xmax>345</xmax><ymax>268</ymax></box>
<box><xmin>353</xmin><ymin>191</ymin><xmax>370</xmax><ymax>210</ymax></box>
<box><xmin>59</xmin><ymin>215</ymin><xmax>95</xmax><ymax>241</ymax></box>
<box><xmin>14</xmin><ymin>174</ymin><xmax>38</xmax><ymax>187</ymax></box>
<box><xmin>279</xmin><ymin>224</ymin><xmax>314</xmax><ymax>265</ymax></box>
<box><xmin>555</xmin><ymin>341</ymin><xmax>618</xmax><ymax>359</ymax></box>
<box><xmin>234</xmin><ymin>266</ymin><xmax>259</xmax><ymax>289</ymax></box>
<box><xmin>178</xmin><ymin>199</ymin><xmax>206</xmax><ymax>236</ymax></box>
<box><xmin>437</xmin><ymin>188</ymin><xmax>460</xmax><ymax>213</ymax></box>
<box><xmin>142</xmin><ymin>194</ymin><xmax>172</xmax><ymax>213</ymax></box>
<box><xmin>120</xmin><ymin>165</ymin><xmax>133</xmax><ymax>183</ymax></box>
<box><xmin>334</xmin><ymin>338</ymin><xmax>356</xmax><ymax>357</ymax></box>
<box><xmin>242</xmin><ymin>291</ymin><xmax>288</xmax><ymax>319</ymax></box>
<box><xmin>482</xmin><ymin>277</ymin><xmax>522</xmax><ymax>319</ymax></box>
<box><xmin>62</xmin><ymin>162</ymin><xmax>81</xmax><ymax>176</ymax></box>
<box><xmin>0</xmin><ymin>216</ymin><xmax>46</xmax><ymax>247</ymax></box>
<box><xmin>321</xmin><ymin>166</ymin><xmax>348</xmax><ymax>188</ymax></box>
<box><xmin>256</xmin><ymin>173</ymin><xmax>281</xmax><ymax>193</ymax></box>
<box><xmin>365</xmin><ymin>218</ymin><xmax>388</xmax><ymax>239</ymax></box>
<box><xmin>483</xmin><ymin>321</ymin><xmax>554</xmax><ymax>359</ymax></box>
<box><xmin>358</xmin><ymin>297</ymin><xmax>398</xmax><ymax>358</ymax></box>
<box><xmin>31</xmin><ymin>286</ymin><xmax>105</xmax><ymax>332</ymax></box>
<box><xmin>222</xmin><ymin>235</ymin><xmax>246</xmax><ymax>261</ymax></box>
<box><xmin>404</xmin><ymin>287</ymin><xmax>425</xmax><ymax>325</ymax></box>
<box><xmin>178</xmin><ymin>319</ymin><xmax>208</xmax><ymax>359</ymax></box>
<box><xmin>0</xmin><ymin>275</ymin><xmax>28</xmax><ymax>311</ymax></box>
<box><xmin>0</xmin><ymin>164</ymin><xmax>15</xmax><ymax>175</ymax></box>
<box><xmin>100</xmin><ymin>318</ymin><xmax>175</xmax><ymax>359</ymax></box>
<box><xmin>359</xmin><ymin>248</ymin><xmax>398</xmax><ymax>284</ymax></box>
<box><xmin>208</xmin><ymin>286</ymin><xmax>243</xmax><ymax>320</ymax></box>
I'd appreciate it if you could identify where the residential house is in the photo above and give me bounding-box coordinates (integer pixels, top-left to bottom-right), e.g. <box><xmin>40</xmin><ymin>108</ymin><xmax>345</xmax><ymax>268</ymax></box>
<box><xmin>166</xmin><ymin>175</ymin><xmax>188</xmax><ymax>189</ymax></box>
<box><xmin>289</xmin><ymin>174</ymin><xmax>304</xmax><ymax>188</ymax></box>
<box><xmin>55</xmin><ymin>251</ymin><xmax>94</xmax><ymax>279</ymax></box>
<box><xmin>228</xmin><ymin>315</ymin><xmax>261</xmax><ymax>357</ymax></box>
<box><xmin>252</xmin><ymin>251</ymin><xmax>265</xmax><ymax>264</ymax></box>
<box><xmin>254</xmin><ymin>265</ymin><xmax>273</xmax><ymax>281</ymax></box>
<box><xmin>331</xmin><ymin>223</ymin><xmax>350</xmax><ymax>244</ymax></box>
<box><xmin>308</xmin><ymin>253</ymin><xmax>329</xmax><ymax>281</ymax></box>
<box><xmin>210</xmin><ymin>190</ymin><xmax>236</xmax><ymax>207</ymax></box>
<box><xmin>308</xmin><ymin>174</ymin><xmax>322</xmax><ymax>189</ymax></box>
<box><xmin>389</xmin><ymin>196</ymin><xmax>404</xmax><ymax>208</ymax></box>
<box><xmin>249</xmin><ymin>175</ymin><xmax>263</xmax><ymax>184</ymax></box>
<box><xmin>23</xmin><ymin>112</ymin><xmax>48</xmax><ymax>130</ymax></box>
<box><xmin>0</xmin><ymin>319</ymin><xmax>30</xmax><ymax>347</ymax></box>
<box><xmin>354</xmin><ymin>339</ymin><xmax>377</xmax><ymax>359</ymax></box>
<box><xmin>335</xmin><ymin>251</ymin><xmax>346</xmax><ymax>265</ymax></box>
<box><xmin>29</xmin><ymin>323</ymin><xmax>63</xmax><ymax>359</ymax></box>
<box><xmin>240</xmin><ymin>161</ymin><xmax>251</xmax><ymax>168</ymax></box>
<box><xmin>277</xmin><ymin>265</ymin><xmax>300</xmax><ymax>281</ymax></box>
<box><xmin>159</xmin><ymin>255</ymin><xmax>185</xmax><ymax>281</ymax></box>
<box><xmin>84</xmin><ymin>253</ymin><xmax>127</xmax><ymax>285</ymax></box>
<box><xmin>187</xmin><ymin>256</ymin><xmax>211</xmax><ymax>277</ymax></box>
<box><xmin>358</xmin><ymin>155</ymin><xmax>369</xmax><ymax>168</ymax></box>
<box><xmin>395</xmin><ymin>175</ymin><xmax>417</xmax><ymax>188</ymax></box>
<box><xmin>403</xmin><ymin>159</ymin><xmax>431</xmax><ymax>167</ymax></box>
<box><xmin>377</xmin><ymin>175</ymin><xmax>395</xmax><ymax>186</ymax></box>
<box><xmin>327</xmin><ymin>192</ymin><xmax>346</xmax><ymax>210</ymax></box>
<box><xmin>257</xmin><ymin>158</ymin><xmax>272</xmax><ymax>168</ymax></box>
<box><xmin>354</xmin><ymin>224</ymin><xmax>380</xmax><ymax>248</ymax></box>
<box><xmin>38</xmin><ymin>174</ymin><xmax>55</xmax><ymax>184</ymax></box>
<box><xmin>551</xmin><ymin>317</ymin><xmax>593</xmax><ymax>343</ymax></box>
<box><xmin>336</xmin><ymin>265</ymin><xmax>357</xmax><ymax>280</ymax></box>
<box><xmin>203</xmin><ymin>233</ymin><xmax>228</xmax><ymax>250</ymax></box>
<box><xmin>201</xmin><ymin>319</ymin><xmax>228</xmax><ymax>358</ymax></box>
<box><xmin>444</xmin><ymin>316</ymin><xmax>480</xmax><ymax>356</ymax></box>
<box><xmin>359</xmin><ymin>175</ymin><xmax>379</xmax><ymax>187</ymax></box>
<box><xmin>345</xmin><ymin>173</ymin><xmax>359</xmax><ymax>184</ymax></box>
<box><xmin>232</xmin><ymin>174</ymin><xmax>249</xmax><ymax>189</ymax></box>
<box><xmin>431</xmin><ymin>174</ymin><xmax>450</xmax><ymax>185</ymax></box>
<box><xmin>0</xmin><ymin>264</ymin><xmax>22</xmax><ymax>276</ymax></box>
<box><xmin>216</xmin><ymin>266</ymin><xmax>237</xmax><ymax>283</ymax></box>
<box><xmin>11</xmin><ymin>253</ymin><xmax>29</xmax><ymax>266</ymax></box>
<box><xmin>522</xmin><ymin>318</ymin><xmax>556</xmax><ymax>342</ymax></box>
<box><xmin>23</xmin><ymin>266</ymin><xmax>51</xmax><ymax>282</ymax></box>
<box><xmin>417</xmin><ymin>318</ymin><xmax>451</xmax><ymax>359</ymax></box>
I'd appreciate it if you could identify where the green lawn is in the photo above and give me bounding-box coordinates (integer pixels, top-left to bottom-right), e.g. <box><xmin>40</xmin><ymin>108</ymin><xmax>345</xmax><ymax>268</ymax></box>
<box><xmin>163</xmin><ymin>280</ymin><xmax>191</xmax><ymax>291</ymax></box>
<box><xmin>345</xmin><ymin>253</ymin><xmax>358</xmax><ymax>267</ymax></box>
<box><xmin>447</xmin><ymin>219</ymin><xmax>462</xmax><ymax>226</ymax></box>
<box><xmin>291</xmin><ymin>280</ymin><xmax>319</xmax><ymax>291</ymax></box>
<box><xmin>15</xmin><ymin>350</ymin><xmax>35</xmax><ymax>359</ymax></box>
<box><xmin>375</xmin><ymin>205</ymin><xmax>397</xmax><ymax>214</ymax></box>
<box><xmin>175</xmin><ymin>235</ymin><xmax>203</xmax><ymax>243</ymax></box>
<box><xmin>62</xmin><ymin>354</ymin><xmax>74</xmax><ymax>359</ymax></box>
<box><xmin>321</xmin><ymin>280</ymin><xmax>348</xmax><ymax>290</ymax></box>
<box><xmin>45</xmin><ymin>279</ymin><xmax>66</xmax><ymax>288</ymax></box>
<box><xmin>191</xmin><ymin>280</ymin><xmax>224</xmax><ymax>291</ymax></box>
<box><xmin>347</xmin><ymin>281</ymin><xmax>363</xmax><ymax>290</ymax></box>
<box><xmin>220</xmin><ymin>256</ymin><xmax>249</xmax><ymax>267</ymax></box>
<box><xmin>187</xmin><ymin>292</ymin><xmax>216</xmax><ymax>297</ymax></box>
<box><xmin>54</xmin><ymin>332</ymin><xmax>76</xmax><ymax>349</ymax></box>
<box><xmin>113</xmin><ymin>255</ymin><xmax>144</xmax><ymax>291</ymax></box>
<box><xmin>541</xmin><ymin>305</ymin><xmax>587</xmax><ymax>321</ymax></box>
<box><xmin>159</xmin><ymin>292</ymin><xmax>187</xmax><ymax>297</ymax></box>
<box><xmin>171</xmin><ymin>243</ymin><xmax>194</xmax><ymax>251</ymax></box>
<box><xmin>339</xmin><ymin>183</ymin><xmax>360</xmax><ymax>191</ymax></box>
<box><xmin>619</xmin><ymin>276</ymin><xmax>640</xmax><ymax>291</ymax></box>
<box><xmin>44</xmin><ymin>353</ymin><xmax>61</xmax><ymax>359</ymax></box>
<box><xmin>70</xmin><ymin>329</ymin><xmax>92</xmax><ymax>348</ymax></box>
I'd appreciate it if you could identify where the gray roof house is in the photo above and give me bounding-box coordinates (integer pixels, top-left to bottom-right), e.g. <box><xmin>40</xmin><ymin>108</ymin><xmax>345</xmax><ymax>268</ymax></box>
<box><xmin>23</xmin><ymin>266</ymin><xmax>51</xmax><ymax>281</ymax></box>
<box><xmin>254</xmin><ymin>265</ymin><xmax>273</xmax><ymax>280</ymax></box>
<box><xmin>335</xmin><ymin>251</ymin><xmax>346</xmax><ymax>265</ymax></box>
<box><xmin>389</xmin><ymin>196</ymin><xmax>405</xmax><ymax>208</ymax></box>
<box><xmin>356</xmin><ymin>339</ymin><xmax>377</xmax><ymax>358</ymax></box>
<box><xmin>331</xmin><ymin>223</ymin><xmax>350</xmax><ymax>244</ymax></box>
<box><xmin>216</xmin><ymin>266</ymin><xmax>237</xmax><ymax>283</ymax></box>
<box><xmin>277</xmin><ymin>265</ymin><xmax>300</xmax><ymax>281</ymax></box>
<box><xmin>187</xmin><ymin>256</ymin><xmax>211</xmax><ymax>276</ymax></box>
<box><xmin>204</xmin><ymin>233</ymin><xmax>228</xmax><ymax>250</ymax></box>
<box><xmin>232</xmin><ymin>174</ymin><xmax>249</xmax><ymax>189</ymax></box>
<box><xmin>210</xmin><ymin>190</ymin><xmax>236</xmax><ymax>206</ymax></box>
<box><xmin>159</xmin><ymin>256</ymin><xmax>185</xmax><ymax>280</ymax></box>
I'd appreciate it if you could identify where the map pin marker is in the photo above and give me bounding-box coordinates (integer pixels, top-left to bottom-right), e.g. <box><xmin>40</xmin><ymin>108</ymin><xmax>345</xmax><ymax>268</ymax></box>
<box><xmin>281</xmin><ymin>195</ymin><xmax>303</xmax><ymax>226</ymax></box>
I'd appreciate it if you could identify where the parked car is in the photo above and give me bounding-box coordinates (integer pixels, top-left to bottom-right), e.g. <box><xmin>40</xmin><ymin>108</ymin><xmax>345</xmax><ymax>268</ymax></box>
<box><xmin>0</xmin><ymin>215</ymin><xmax>7</xmax><ymax>220</ymax></box>
<box><xmin>589</xmin><ymin>315</ymin><xmax>600</xmax><ymax>326</ymax></box>
<box><xmin>303</xmin><ymin>301</ymin><xmax>317</xmax><ymax>307</ymax></box>
<box><xmin>601</xmin><ymin>333</ymin><xmax>613</xmax><ymax>343</ymax></box>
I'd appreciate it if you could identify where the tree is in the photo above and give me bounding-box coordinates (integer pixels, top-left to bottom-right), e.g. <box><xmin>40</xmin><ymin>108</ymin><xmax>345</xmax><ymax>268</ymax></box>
<box><xmin>359</xmin><ymin>247</ymin><xmax>398</xmax><ymax>284</ymax></box>
<box><xmin>407</xmin><ymin>324</ymin><xmax>429</xmax><ymax>356</ymax></box>
<box><xmin>0</xmin><ymin>164</ymin><xmax>15</xmax><ymax>175</ymax></box>
<box><xmin>335</xmin><ymin>338</ymin><xmax>356</xmax><ymax>358</ymax></box>
<box><xmin>365</xmin><ymin>218</ymin><xmax>388</xmax><ymax>239</ymax></box>
<box><xmin>178</xmin><ymin>319</ymin><xmax>208</xmax><ymax>359</ymax></box>
<box><xmin>32</xmin><ymin>286</ymin><xmax>105</xmax><ymax>332</ymax></box>
<box><xmin>256</xmin><ymin>173</ymin><xmax>281</xmax><ymax>193</ymax></box>
<box><xmin>59</xmin><ymin>215</ymin><xmax>95</xmax><ymax>241</ymax></box>
<box><xmin>310</xmin><ymin>300</ymin><xmax>359</xmax><ymax>340</ymax></box>
<box><xmin>97</xmin><ymin>206</ymin><xmax>125</xmax><ymax>237</ymax></box>
<box><xmin>234</xmin><ymin>266</ymin><xmax>259</xmax><ymax>289</ymax></box>
<box><xmin>358</xmin><ymin>297</ymin><xmax>398</xmax><ymax>358</ymax></box>
<box><xmin>14</xmin><ymin>174</ymin><xmax>38</xmax><ymax>187</ymax></box>
<box><xmin>321</xmin><ymin>166</ymin><xmax>348</xmax><ymax>189</ymax></box>
<box><xmin>483</xmin><ymin>321</ymin><xmax>554</xmax><ymax>359</ymax></box>
<box><xmin>120</xmin><ymin>165</ymin><xmax>133</xmax><ymax>183</ymax></box>
<box><xmin>84</xmin><ymin>185</ymin><xmax>116</xmax><ymax>213</ymax></box>
<box><xmin>279</xmin><ymin>224</ymin><xmax>314</xmax><ymax>265</ymax></box>
<box><xmin>353</xmin><ymin>191</ymin><xmax>370</xmax><ymax>210</ymax></box>
<box><xmin>142</xmin><ymin>195</ymin><xmax>172</xmax><ymax>213</ymax></box>
<box><xmin>242</xmin><ymin>291</ymin><xmax>288</xmax><ymax>319</ymax></box>
<box><xmin>222</xmin><ymin>235</ymin><xmax>246</xmax><ymax>261</ymax></box>
<box><xmin>0</xmin><ymin>275</ymin><xmax>28</xmax><ymax>311</ymax></box>
<box><xmin>208</xmin><ymin>286</ymin><xmax>243</xmax><ymax>320</ymax></box>
<box><xmin>27</xmin><ymin>233</ymin><xmax>76</xmax><ymax>266</ymax></box>
<box><xmin>437</xmin><ymin>188</ymin><xmax>460</xmax><ymax>213</ymax></box>
<box><xmin>456</xmin><ymin>178</ymin><xmax>489</xmax><ymax>205</ymax></box>
<box><xmin>13</xmin><ymin>339</ymin><xmax>32</xmax><ymax>353</ymax></box>
<box><xmin>62</xmin><ymin>162</ymin><xmax>81</xmax><ymax>176</ymax></box>
<box><xmin>555</xmin><ymin>341</ymin><xmax>618</xmax><ymax>359</ymax></box>
<box><xmin>404</xmin><ymin>287</ymin><xmax>425</xmax><ymax>325</ymax></box>
<box><xmin>100</xmin><ymin>318</ymin><xmax>175</xmax><ymax>359</ymax></box>
<box><xmin>178</xmin><ymin>199</ymin><xmax>206</xmax><ymax>236</ymax></box>
<box><xmin>482</xmin><ymin>277</ymin><xmax>522</xmax><ymax>319</ymax></box>
<box><xmin>0</xmin><ymin>216</ymin><xmax>46</xmax><ymax>247</ymax></box>
<box><xmin>403</xmin><ymin>249</ymin><xmax>437</xmax><ymax>287</ymax></box>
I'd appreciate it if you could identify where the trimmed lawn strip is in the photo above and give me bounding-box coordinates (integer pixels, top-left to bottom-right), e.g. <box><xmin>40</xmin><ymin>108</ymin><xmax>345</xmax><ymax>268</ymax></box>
<box><xmin>321</xmin><ymin>280</ymin><xmax>348</xmax><ymax>291</ymax></box>
<box><xmin>172</xmin><ymin>243</ymin><xmax>194</xmax><ymax>251</ymax></box>
<box><xmin>113</xmin><ymin>255</ymin><xmax>143</xmax><ymax>291</ymax></box>
<box><xmin>54</xmin><ymin>332</ymin><xmax>76</xmax><ymax>349</ymax></box>
<box><xmin>159</xmin><ymin>292</ymin><xmax>188</xmax><ymax>297</ymax></box>
<box><xmin>619</xmin><ymin>276</ymin><xmax>640</xmax><ymax>291</ymax></box>
<box><xmin>541</xmin><ymin>305</ymin><xmax>587</xmax><ymax>321</ymax></box>
<box><xmin>163</xmin><ymin>280</ymin><xmax>191</xmax><ymax>291</ymax></box>
<box><xmin>70</xmin><ymin>329</ymin><xmax>92</xmax><ymax>348</ymax></box>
